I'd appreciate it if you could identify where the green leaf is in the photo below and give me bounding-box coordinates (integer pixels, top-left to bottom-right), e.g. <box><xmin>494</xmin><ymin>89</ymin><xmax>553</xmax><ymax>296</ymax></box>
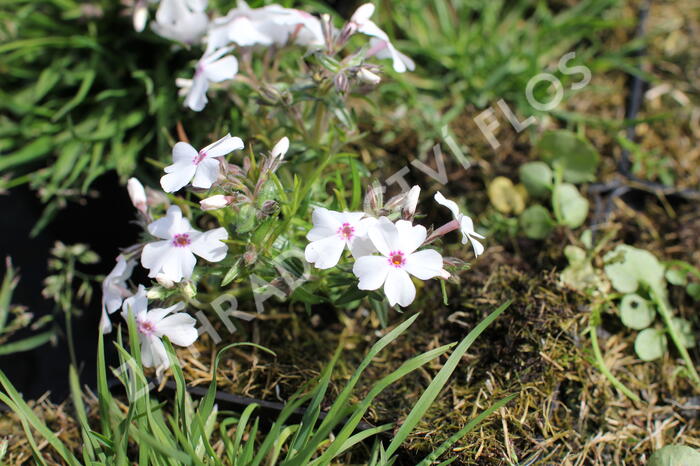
<box><xmin>536</xmin><ymin>130</ymin><xmax>600</xmax><ymax>183</ymax></box>
<box><xmin>519</xmin><ymin>204</ymin><xmax>554</xmax><ymax>239</ymax></box>
<box><xmin>519</xmin><ymin>161</ymin><xmax>552</xmax><ymax>198</ymax></box>
<box><xmin>670</xmin><ymin>318</ymin><xmax>695</xmax><ymax>349</ymax></box>
<box><xmin>488</xmin><ymin>176</ymin><xmax>526</xmax><ymax>215</ymax></box>
<box><xmin>665</xmin><ymin>268</ymin><xmax>688</xmax><ymax>286</ymax></box>
<box><xmin>619</xmin><ymin>294</ymin><xmax>655</xmax><ymax>330</ymax></box>
<box><xmin>634</xmin><ymin>328</ymin><xmax>667</xmax><ymax>361</ymax></box>
<box><xmin>604</xmin><ymin>245</ymin><xmax>666</xmax><ymax>295</ymax></box>
<box><xmin>686</xmin><ymin>283</ymin><xmax>700</xmax><ymax>302</ymax></box>
<box><xmin>648</xmin><ymin>445</ymin><xmax>700</xmax><ymax>466</ymax></box>
<box><xmin>0</xmin><ymin>331</ymin><xmax>54</xmax><ymax>355</ymax></box>
<box><xmin>553</xmin><ymin>183</ymin><xmax>588</xmax><ymax>228</ymax></box>
<box><xmin>385</xmin><ymin>301</ymin><xmax>511</xmax><ymax>458</ymax></box>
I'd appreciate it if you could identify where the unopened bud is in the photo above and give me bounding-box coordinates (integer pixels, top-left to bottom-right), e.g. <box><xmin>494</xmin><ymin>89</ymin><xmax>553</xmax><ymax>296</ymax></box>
<box><xmin>259</xmin><ymin>84</ymin><xmax>282</xmax><ymax>104</ymax></box>
<box><xmin>127</xmin><ymin>177</ymin><xmax>148</xmax><ymax>214</ymax></box>
<box><xmin>133</xmin><ymin>0</ymin><xmax>148</xmax><ymax>32</ymax></box>
<box><xmin>243</xmin><ymin>246</ymin><xmax>257</xmax><ymax>265</ymax></box>
<box><xmin>146</xmin><ymin>286</ymin><xmax>168</xmax><ymax>299</ymax></box>
<box><xmin>155</xmin><ymin>274</ymin><xmax>175</xmax><ymax>289</ymax></box>
<box><xmin>402</xmin><ymin>185</ymin><xmax>420</xmax><ymax>219</ymax></box>
<box><xmin>271</xmin><ymin>137</ymin><xmax>289</xmax><ymax>160</ymax></box>
<box><xmin>261</xmin><ymin>200</ymin><xmax>279</xmax><ymax>216</ymax></box>
<box><xmin>182</xmin><ymin>281</ymin><xmax>197</xmax><ymax>299</ymax></box>
<box><xmin>357</xmin><ymin>68</ymin><xmax>381</xmax><ymax>85</ymax></box>
<box><xmin>334</xmin><ymin>72</ymin><xmax>349</xmax><ymax>94</ymax></box>
<box><xmin>200</xmin><ymin>194</ymin><xmax>233</xmax><ymax>211</ymax></box>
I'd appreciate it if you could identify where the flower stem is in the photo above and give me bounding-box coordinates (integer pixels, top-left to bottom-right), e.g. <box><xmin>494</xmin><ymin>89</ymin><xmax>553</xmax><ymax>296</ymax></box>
<box><xmin>588</xmin><ymin>300</ymin><xmax>640</xmax><ymax>402</ymax></box>
<box><xmin>649</xmin><ymin>286</ymin><xmax>700</xmax><ymax>387</ymax></box>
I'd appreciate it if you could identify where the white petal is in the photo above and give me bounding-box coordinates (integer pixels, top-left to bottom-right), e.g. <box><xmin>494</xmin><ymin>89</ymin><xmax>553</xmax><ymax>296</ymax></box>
<box><xmin>147</xmin><ymin>205</ymin><xmax>190</xmax><ymax>238</ymax></box>
<box><xmin>348</xmin><ymin>235</ymin><xmax>376</xmax><ymax>258</ymax></box>
<box><xmin>404</xmin><ymin>249</ymin><xmax>443</xmax><ymax>280</ymax></box>
<box><xmin>184</xmin><ymin>73</ymin><xmax>209</xmax><ymax>111</ymax></box>
<box><xmin>308</xmin><ymin>207</ymin><xmax>342</xmax><ymax>235</ymax></box>
<box><xmin>172</xmin><ymin>142</ymin><xmax>198</xmax><ymax>164</ymax></box>
<box><xmin>353</xmin><ymin>255</ymin><xmax>390</xmax><ymax>290</ymax></box>
<box><xmin>143</xmin><ymin>334</ymin><xmax>169</xmax><ymax>371</ymax></box>
<box><xmin>141</xmin><ymin>241</ymin><xmax>172</xmax><ymax>278</ymax></box>
<box><xmin>160</xmin><ymin>247</ymin><xmax>197</xmax><ymax>282</ymax></box>
<box><xmin>190</xmin><ymin>227</ymin><xmax>228</xmax><ymax>262</ymax></box>
<box><xmin>351</xmin><ymin>3</ymin><xmax>375</xmax><ymax>23</ymax></box>
<box><xmin>157</xmin><ymin>313</ymin><xmax>198</xmax><ymax>346</ymax></box>
<box><xmin>306</xmin><ymin>225</ymin><xmax>336</xmax><ymax>242</ymax></box>
<box><xmin>467</xmin><ymin>234</ymin><xmax>485</xmax><ymax>257</ymax></box>
<box><xmin>100</xmin><ymin>306</ymin><xmax>113</xmax><ymax>334</ymax></box>
<box><xmin>146</xmin><ymin>302</ymin><xmax>186</xmax><ymax>324</ymax></box>
<box><xmin>304</xmin><ymin>236</ymin><xmax>346</xmax><ymax>269</ymax></box>
<box><xmin>121</xmin><ymin>285</ymin><xmax>149</xmax><ymax>320</ymax></box>
<box><xmin>367</xmin><ymin>217</ymin><xmax>398</xmax><ymax>257</ymax></box>
<box><xmin>358</xmin><ymin>20</ymin><xmax>389</xmax><ymax>42</ymax></box>
<box><xmin>202</xmin><ymin>134</ymin><xmax>244</xmax><ymax>158</ymax></box>
<box><xmin>395</xmin><ymin>220</ymin><xmax>426</xmax><ymax>254</ymax></box>
<box><xmin>191</xmin><ymin>157</ymin><xmax>220</xmax><ymax>189</ymax></box>
<box><xmin>229</xmin><ymin>16</ymin><xmax>273</xmax><ymax>46</ymax></box>
<box><xmin>204</xmin><ymin>55</ymin><xmax>238</xmax><ymax>82</ymax></box>
<box><xmin>434</xmin><ymin>191</ymin><xmax>460</xmax><ymax>219</ymax></box>
<box><xmin>161</xmin><ymin>163</ymin><xmax>197</xmax><ymax>192</ymax></box>
<box><xmin>384</xmin><ymin>268</ymin><xmax>415</xmax><ymax>307</ymax></box>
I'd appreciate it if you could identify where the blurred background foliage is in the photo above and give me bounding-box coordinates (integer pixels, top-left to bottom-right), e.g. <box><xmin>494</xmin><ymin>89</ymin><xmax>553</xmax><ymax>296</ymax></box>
<box><xmin>0</xmin><ymin>0</ymin><xmax>633</xmax><ymax>235</ymax></box>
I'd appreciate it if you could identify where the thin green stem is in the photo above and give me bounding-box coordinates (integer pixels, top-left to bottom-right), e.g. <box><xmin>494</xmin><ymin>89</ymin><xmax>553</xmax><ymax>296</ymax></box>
<box><xmin>588</xmin><ymin>301</ymin><xmax>640</xmax><ymax>402</ymax></box>
<box><xmin>649</xmin><ymin>287</ymin><xmax>700</xmax><ymax>387</ymax></box>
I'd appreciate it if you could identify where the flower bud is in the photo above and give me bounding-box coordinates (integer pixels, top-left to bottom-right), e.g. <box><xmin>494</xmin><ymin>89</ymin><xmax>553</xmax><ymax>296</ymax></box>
<box><xmin>402</xmin><ymin>185</ymin><xmax>420</xmax><ymax>219</ymax></box>
<box><xmin>155</xmin><ymin>274</ymin><xmax>175</xmax><ymax>289</ymax></box>
<box><xmin>243</xmin><ymin>246</ymin><xmax>257</xmax><ymax>265</ymax></box>
<box><xmin>334</xmin><ymin>72</ymin><xmax>349</xmax><ymax>94</ymax></box>
<box><xmin>132</xmin><ymin>0</ymin><xmax>148</xmax><ymax>32</ymax></box>
<box><xmin>182</xmin><ymin>281</ymin><xmax>197</xmax><ymax>299</ymax></box>
<box><xmin>357</xmin><ymin>68</ymin><xmax>381</xmax><ymax>85</ymax></box>
<box><xmin>127</xmin><ymin>177</ymin><xmax>148</xmax><ymax>214</ymax></box>
<box><xmin>200</xmin><ymin>194</ymin><xmax>233</xmax><ymax>211</ymax></box>
<box><xmin>261</xmin><ymin>200</ymin><xmax>279</xmax><ymax>216</ymax></box>
<box><xmin>146</xmin><ymin>286</ymin><xmax>168</xmax><ymax>299</ymax></box>
<box><xmin>271</xmin><ymin>137</ymin><xmax>289</xmax><ymax>160</ymax></box>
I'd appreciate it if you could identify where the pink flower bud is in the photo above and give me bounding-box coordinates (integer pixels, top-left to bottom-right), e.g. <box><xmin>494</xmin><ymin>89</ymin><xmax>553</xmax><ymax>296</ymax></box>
<box><xmin>127</xmin><ymin>177</ymin><xmax>147</xmax><ymax>214</ymax></box>
<box><xmin>200</xmin><ymin>194</ymin><xmax>233</xmax><ymax>211</ymax></box>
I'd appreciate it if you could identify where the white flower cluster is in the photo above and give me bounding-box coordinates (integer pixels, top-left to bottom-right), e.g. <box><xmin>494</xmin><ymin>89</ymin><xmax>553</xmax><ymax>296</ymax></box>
<box><xmin>100</xmin><ymin>133</ymin><xmax>484</xmax><ymax>374</ymax></box>
<box><xmin>305</xmin><ymin>188</ymin><xmax>485</xmax><ymax>307</ymax></box>
<box><xmin>132</xmin><ymin>1</ymin><xmax>414</xmax><ymax>111</ymax></box>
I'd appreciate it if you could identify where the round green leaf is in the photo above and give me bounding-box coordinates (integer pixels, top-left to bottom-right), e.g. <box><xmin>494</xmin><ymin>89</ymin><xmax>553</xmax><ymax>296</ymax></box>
<box><xmin>665</xmin><ymin>268</ymin><xmax>688</xmax><ymax>286</ymax></box>
<box><xmin>520</xmin><ymin>204</ymin><xmax>554</xmax><ymax>239</ymax></box>
<box><xmin>519</xmin><ymin>161</ymin><xmax>552</xmax><ymax>198</ymax></box>
<box><xmin>634</xmin><ymin>328</ymin><xmax>667</xmax><ymax>361</ymax></box>
<box><xmin>488</xmin><ymin>176</ymin><xmax>526</xmax><ymax>215</ymax></box>
<box><xmin>536</xmin><ymin>130</ymin><xmax>601</xmax><ymax>183</ymax></box>
<box><xmin>670</xmin><ymin>317</ymin><xmax>695</xmax><ymax>348</ymax></box>
<box><xmin>553</xmin><ymin>183</ymin><xmax>589</xmax><ymax>228</ymax></box>
<box><xmin>603</xmin><ymin>245</ymin><xmax>666</xmax><ymax>295</ymax></box>
<box><xmin>686</xmin><ymin>283</ymin><xmax>700</xmax><ymax>302</ymax></box>
<box><xmin>648</xmin><ymin>445</ymin><xmax>700</xmax><ymax>466</ymax></box>
<box><xmin>619</xmin><ymin>294</ymin><xmax>654</xmax><ymax>330</ymax></box>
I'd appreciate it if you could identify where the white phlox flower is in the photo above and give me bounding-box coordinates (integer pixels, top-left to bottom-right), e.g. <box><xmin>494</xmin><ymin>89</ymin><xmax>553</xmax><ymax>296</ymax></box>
<box><xmin>151</xmin><ymin>0</ymin><xmax>209</xmax><ymax>44</ymax></box>
<box><xmin>100</xmin><ymin>255</ymin><xmax>136</xmax><ymax>334</ymax></box>
<box><xmin>178</xmin><ymin>47</ymin><xmax>238</xmax><ymax>112</ymax></box>
<box><xmin>434</xmin><ymin>192</ymin><xmax>485</xmax><ymax>257</ymax></box>
<box><xmin>121</xmin><ymin>285</ymin><xmax>198</xmax><ymax>378</ymax></box>
<box><xmin>347</xmin><ymin>3</ymin><xmax>415</xmax><ymax>72</ymax></box>
<box><xmin>204</xmin><ymin>1</ymin><xmax>324</xmax><ymax>53</ymax></box>
<box><xmin>141</xmin><ymin>205</ymin><xmax>228</xmax><ymax>282</ymax></box>
<box><xmin>160</xmin><ymin>133</ymin><xmax>244</xmax><ymax>192</ymax></box>
<box><xmin>352</xmin><ymin>217</ymin><xmax>444</xmax><ymax>307</ymax></box>
<box><xmin>304</xmin><ymin>207</ymin><xmax>377</xmax><ymax>269</ymax></box>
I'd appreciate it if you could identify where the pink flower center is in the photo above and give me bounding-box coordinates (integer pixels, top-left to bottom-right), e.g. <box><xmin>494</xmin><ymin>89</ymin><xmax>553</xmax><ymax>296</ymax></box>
<box><xmin>337</xmin><ymin>222</ymin><xmax>355</xmax><ymax>241</ymax></box>
<box><xmin>387</xmin><ymin>250</ymin><xmax>405</xmax><ymax>268</ymax></box>
<box><xmin>172</xmin><ymin>233</ymin><xmax>191</xmax><ymax>248</ymax></box>
<box><xmin>193</xmin><ymin>150</ymin><xmax>207</xmax><ymax>165</ymax></box>
<box><xmin>138</xmin><ymin>319</ymin><xmax>156</xmax><ymax>336</ymax></box>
